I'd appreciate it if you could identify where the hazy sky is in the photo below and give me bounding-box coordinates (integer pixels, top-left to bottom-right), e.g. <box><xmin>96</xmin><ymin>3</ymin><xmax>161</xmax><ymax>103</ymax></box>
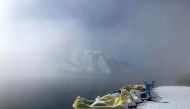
<box><xmin>1</xmin><ymin>0</ymin><xmax>190</xmax><ymax>76</ymax></box>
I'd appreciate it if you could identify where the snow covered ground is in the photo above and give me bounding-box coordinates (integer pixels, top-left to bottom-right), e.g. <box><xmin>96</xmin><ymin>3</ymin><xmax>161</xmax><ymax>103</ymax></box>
<box><xmin>138</xmin><ymin>86</ymin><xmax>190</xmax><ymax>109</ymax></box>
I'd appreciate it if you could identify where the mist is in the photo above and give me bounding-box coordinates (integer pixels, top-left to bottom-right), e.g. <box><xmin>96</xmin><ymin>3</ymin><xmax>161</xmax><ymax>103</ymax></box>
<box><xmin>1</xmin><ymin>0</ymin><xmax>190</xmax><ymax>109</ymax></box>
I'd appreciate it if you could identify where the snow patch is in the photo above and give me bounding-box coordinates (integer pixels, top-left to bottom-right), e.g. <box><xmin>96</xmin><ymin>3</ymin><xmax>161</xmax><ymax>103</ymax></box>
<box><xmin>138</xmin><ymin>86</ymin><xmax>190</xmax><ymax>109</ymax></box>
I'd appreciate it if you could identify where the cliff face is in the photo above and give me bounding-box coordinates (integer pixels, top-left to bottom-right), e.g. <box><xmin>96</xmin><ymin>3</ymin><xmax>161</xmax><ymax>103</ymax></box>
<box><xmin>55</xmin><ymin>50</ymin><xmax>111</xmax><ymax>74</ymax></box>
<box><xmin>54</xmin><ymin>49</ymin><xmax>141</xmax><ymax>75</ymax></box>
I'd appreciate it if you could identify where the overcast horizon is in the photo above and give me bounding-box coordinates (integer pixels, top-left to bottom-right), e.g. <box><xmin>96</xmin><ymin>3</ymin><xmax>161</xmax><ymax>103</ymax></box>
<box><xmin>1</xmin><ymin>0</ymin><xmax>190</xmax><ymax>77</ymax></box>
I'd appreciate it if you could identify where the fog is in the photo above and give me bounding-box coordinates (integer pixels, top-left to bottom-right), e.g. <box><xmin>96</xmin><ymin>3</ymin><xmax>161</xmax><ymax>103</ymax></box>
<box><xmin>0</xmin><ymin>0</ymin><xmax>190</xmax><ymax>109</ymax></box>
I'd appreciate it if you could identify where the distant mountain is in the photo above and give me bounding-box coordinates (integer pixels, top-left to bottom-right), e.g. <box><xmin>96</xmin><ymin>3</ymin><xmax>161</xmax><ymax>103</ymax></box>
<box><xmin>55</xmin><ymin>50</ymin><xmax>111</xmax><ymax>74</ymax></box>
<box><xmin>54</xmin><ymin>49</ymin><xmax>143</xmax><ymax>75</ymax></box>
<box><xmin>105</xmin><ymin>57</ymin><xmax>135</xmax><ymax>74</ymax></box>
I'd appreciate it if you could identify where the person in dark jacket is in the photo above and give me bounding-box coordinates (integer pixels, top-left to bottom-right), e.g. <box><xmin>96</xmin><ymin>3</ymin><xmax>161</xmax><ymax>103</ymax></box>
<box><xmin>144</xmin><ymin>81</ymin><xmax>151</xmax><ymax>96</ymax></box>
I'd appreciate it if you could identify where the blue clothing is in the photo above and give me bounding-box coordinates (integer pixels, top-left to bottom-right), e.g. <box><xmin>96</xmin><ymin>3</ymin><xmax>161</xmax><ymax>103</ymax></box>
<box><xmin>144</xmin><ymin>81</ymin><xmax>151</xmax><ymax>96</ymax></box>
